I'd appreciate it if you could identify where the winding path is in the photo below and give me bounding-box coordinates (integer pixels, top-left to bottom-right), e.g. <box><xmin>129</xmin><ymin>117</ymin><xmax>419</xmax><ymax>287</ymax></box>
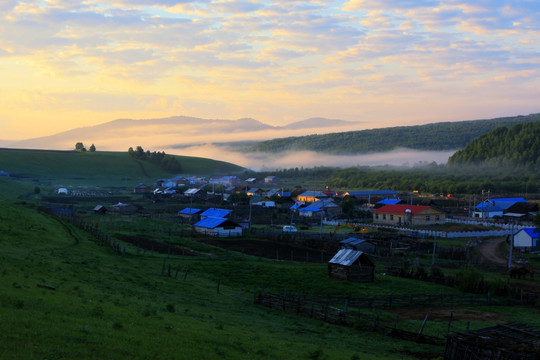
<box><xmin>477</xmin><ymin>236</ymin><xmax>508</xmax><ymax>267</ymax></box>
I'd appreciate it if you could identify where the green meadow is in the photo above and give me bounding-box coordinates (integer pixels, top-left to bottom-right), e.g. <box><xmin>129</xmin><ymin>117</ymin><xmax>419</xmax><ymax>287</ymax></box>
<box><xmin>0</xmin><ymin>151</ymin><xmax>539</xmax><ymax>359</ymax></box>
<box><xmin>0</xmin><ymin>148</ymin><xmax>244</xmax><ymax>186</ymax></box>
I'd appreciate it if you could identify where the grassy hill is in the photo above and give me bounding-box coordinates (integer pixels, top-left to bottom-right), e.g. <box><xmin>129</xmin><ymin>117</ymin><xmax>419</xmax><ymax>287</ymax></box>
<box><xmin>0</xmin><ymin>178</ymin><xmax>446</xmax><ymax>359</ymax></box>
<box><xmin>1</xmin><ymin>176</ymin><xmax>539</xmax><ymax>359</ymax></box>
<box><xmin>237</xmin><ymin>113</ymin><xmax>540</xmax><ymax>155</ymax></box>
<box><xmin>0</xmin><ymin>148</ymin><xmax>244</xmax><ymax>186</ymax></box>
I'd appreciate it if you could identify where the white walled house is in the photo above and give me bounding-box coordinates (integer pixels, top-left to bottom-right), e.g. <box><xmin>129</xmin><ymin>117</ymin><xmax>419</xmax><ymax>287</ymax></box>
<box><xmin>193</xmin><ymin>217</ymin><xmax>242</xmax><ymax>237</ymax></box>
<box><xmin>513</xmin><ymin>228</ymin><xmax>539</xmax><ymax>249</ymax></box>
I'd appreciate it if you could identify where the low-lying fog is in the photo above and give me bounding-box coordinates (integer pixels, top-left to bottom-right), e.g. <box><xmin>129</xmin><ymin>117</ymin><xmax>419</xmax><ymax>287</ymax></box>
<box><xmin>164</xmin><ymin>144</ymin><xmax>457</xmax><ymax>171</ymax></box>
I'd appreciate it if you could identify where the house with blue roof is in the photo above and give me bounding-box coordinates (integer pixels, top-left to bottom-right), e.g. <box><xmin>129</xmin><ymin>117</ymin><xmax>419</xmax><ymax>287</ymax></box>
<box><xmin>514</xmin><ymin>228</ymin><xmax>539</xmax><ymax>249</ymax></box>
<box><xmin>298</xmin><ymin>199</ymin><xmax>341</xmax><ymax>218</ymax></box>
<box><xmin>193</xmin><ymin>217</ymin><xmax>242</xmax><ymax>237</ymax></box>
<box><xmin>473</xmin><ymin>197</ymin><xmax>528</xmax><ymax>219</ymax></box>
<box><xmin>376</xmin><ymin>198</ymin><xmax>403</xmax><ymax>206</ymax></box>
<box><xmin>178</xmin><ymin>208</ymin><xmax>202</xmax><ymax>222</ymax></box>
<box><xmin>200</xmin><ymin>208</ymin><xmax>232</xmax><ymax>219</ymax></box>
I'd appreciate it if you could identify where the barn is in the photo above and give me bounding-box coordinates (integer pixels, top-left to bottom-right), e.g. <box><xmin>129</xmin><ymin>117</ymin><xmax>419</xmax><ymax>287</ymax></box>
<box><xmin>328</xmin><ymin>249</ymin><xmax>375</xmax><ymax>282</ymax></box>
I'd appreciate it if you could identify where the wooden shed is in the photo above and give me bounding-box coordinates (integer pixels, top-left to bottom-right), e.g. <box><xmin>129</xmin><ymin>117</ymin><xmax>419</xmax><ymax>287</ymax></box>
<box><xmin>328</xmin><ymin>249</ymin><xmax>375</xmax><ymax>282</ymax></box>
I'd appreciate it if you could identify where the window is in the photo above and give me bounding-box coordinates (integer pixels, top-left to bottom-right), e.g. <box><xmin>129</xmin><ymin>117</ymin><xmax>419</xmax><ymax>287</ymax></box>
<box><xmin>390</xmin><ymin>215</ymin><xmax>394</xmax><ymax>220</ymax></box>
<box><xmin>383</xmin><ymin>214</ymin><xmax>386</xmax><ymax>220</ymax></box>
<box><xmin>425</xmin><ymin>215</ymin><xmax>431</xmax><ymax>221</ymax></box>
<box><xmin>435</xmin><ymin>215</ymin><xmax>440</xmax><ymax>221</ymax></box>
<box><xmin>375</xmin><ymin>214</ymin><xmax>379</xmax><ymax>219</ymax></box>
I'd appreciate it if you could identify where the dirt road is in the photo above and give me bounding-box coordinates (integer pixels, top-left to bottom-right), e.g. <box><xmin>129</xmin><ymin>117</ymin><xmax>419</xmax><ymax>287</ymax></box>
<box><xmin>477</xmin><ymin>236</ymin><xmax>508</xmax><ymax>267</ymax></box>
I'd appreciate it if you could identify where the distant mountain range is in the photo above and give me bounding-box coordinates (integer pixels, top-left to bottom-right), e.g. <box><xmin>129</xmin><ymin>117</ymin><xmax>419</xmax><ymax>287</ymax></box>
<box><xmin>1</xmin><ymin>116</ymin><xmax>363</xmax><ymax>151</ymax></box>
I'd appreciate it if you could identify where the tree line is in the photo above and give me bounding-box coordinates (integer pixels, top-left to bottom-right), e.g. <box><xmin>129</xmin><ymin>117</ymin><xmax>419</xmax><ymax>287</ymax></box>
<box><xmin>238</xmin><ymin>114</ymin><xmax>540</xmax><ymax>155</ymax></box>
<box><xmin>447</xmin><ymin>121</ymin><xmax>540</xmax><ymax>170</ymax></box>
<box><xmin>128</xmin><ymin>146</ymin><xmax>182</xmax><ymax>173</ymax></box>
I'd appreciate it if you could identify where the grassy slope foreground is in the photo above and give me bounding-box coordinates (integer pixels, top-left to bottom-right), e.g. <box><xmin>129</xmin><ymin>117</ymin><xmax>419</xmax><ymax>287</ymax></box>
<box><xmin>0</xmin><ymin>178</ymin><xmax>445</xmax><ymax>360</ymax></box>
<box><xmin>0</xmin><ymin>148</ymin><xmax>244</xmax><ymax>186</ymax></box>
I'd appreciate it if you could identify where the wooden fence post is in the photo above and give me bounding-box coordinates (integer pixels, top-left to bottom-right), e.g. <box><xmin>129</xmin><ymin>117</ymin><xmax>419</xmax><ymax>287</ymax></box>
<box><xmin>182</xmin><ymin>268</ymin><xmax>189</xmax><ymax>281</ymax></box>
<box><xmin>446</xmin><ymin>311</ymin><xmax>453</xmax><ymax>336</ymax></box>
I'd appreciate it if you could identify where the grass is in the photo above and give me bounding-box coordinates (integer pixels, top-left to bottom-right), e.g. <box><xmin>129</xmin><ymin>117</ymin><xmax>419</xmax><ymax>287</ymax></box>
<box><xmin>1</xmin><ymin>175</ymin><xmax>539</xmax><ymax>359</ymax></box>
<box><xmin>0</xmin><ymin>148</ymin><xmax>244</xmax><ymax>187</ymax></box>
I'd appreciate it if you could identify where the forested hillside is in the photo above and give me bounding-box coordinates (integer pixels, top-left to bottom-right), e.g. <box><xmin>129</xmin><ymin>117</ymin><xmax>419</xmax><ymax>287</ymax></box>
<box><xmin>238</xmin><ymin>114</ymin><xmax>540</xmax><ymax>154</ymax></box>
<box><xmin>447</xmin><ymin>121</ymin><xmax>540</xmax><ymax>169</ymax></box>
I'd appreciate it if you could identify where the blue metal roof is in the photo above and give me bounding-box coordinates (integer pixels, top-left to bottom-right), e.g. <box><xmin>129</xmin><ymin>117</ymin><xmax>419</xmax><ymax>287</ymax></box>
<box><xmin>194</xmin><ymin>217</ymin><xmax>228</xmax><ymax>229</ymax></box>
<box><xmin>278</xmin><ymin>191</ymin><xmax>291</xmax><ymax>197</ymax></box>
<box><xmin>522</xmin><ymin>228</ymin><xmax>539</xmax><ymax>239</ymax></box>
<box><xmin>347</xmin><ymin>190</ymin><xmax>398</xmax><ymax>196</ymax></box>
<box><xmin>377</xmin><ymin>198</ymin><xmax>402</xmax><ymax>205</ymax></box>
<box><xmin>299</xmin><ymin>206</ymin><xmax>322</xmax><ymax>212</ymax></box>
<box><xmin>178</xmin><ymin>208</ymin><xmax>201</xmax><ymax>215</ymax></box>
<box><xmin>201</xmin><ymin>208</ymin><xmax>232</xmax><ymax>218</ymax></box>
<box><xmin>290</xmin><ymin>203</ymin><xmax>302</xmax><ymax>210</ymax></box>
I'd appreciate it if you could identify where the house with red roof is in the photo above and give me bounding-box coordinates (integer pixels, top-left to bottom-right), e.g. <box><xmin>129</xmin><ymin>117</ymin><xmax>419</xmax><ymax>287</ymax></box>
<box><xmin>373</xmin><ymin>204</ymin><xmax>446</xmax><ymax>226</ymax></box>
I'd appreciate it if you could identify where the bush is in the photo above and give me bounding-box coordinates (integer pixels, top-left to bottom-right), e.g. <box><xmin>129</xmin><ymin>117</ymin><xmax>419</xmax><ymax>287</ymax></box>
<box><xmin>454</xmin><ymin>266</ymin><xmax>483</xmax><ymax>293</ymax></box>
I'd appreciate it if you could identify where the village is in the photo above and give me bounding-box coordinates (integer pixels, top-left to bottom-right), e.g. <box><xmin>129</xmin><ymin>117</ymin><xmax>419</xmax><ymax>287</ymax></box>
<box><xmin>42</xmin><ymin>173</ymin><xmax>540</xmax><ymax>358</ymax></box>
<box><xmin>48</xmin><ymin>174</ymin><xmax>539</xmax><ymax>268</ymax></box>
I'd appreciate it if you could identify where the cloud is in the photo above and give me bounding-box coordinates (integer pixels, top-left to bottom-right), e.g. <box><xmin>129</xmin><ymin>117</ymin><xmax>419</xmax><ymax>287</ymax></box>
<box><xmin>0</xmin><ymin>0</ymin><xmax>538</xmax><ymax>141</ymax></box>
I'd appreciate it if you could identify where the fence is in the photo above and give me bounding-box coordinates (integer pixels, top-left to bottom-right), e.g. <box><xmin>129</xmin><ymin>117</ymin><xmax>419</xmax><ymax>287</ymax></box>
<box><xmin>324</xmin><ymin>219</ymin><xmax>519</xmax><ymax>239</ymax></box>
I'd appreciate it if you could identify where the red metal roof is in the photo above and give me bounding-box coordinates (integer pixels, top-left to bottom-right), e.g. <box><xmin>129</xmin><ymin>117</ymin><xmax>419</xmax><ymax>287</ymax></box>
<box><xmin>373</xmin><ymin>204</ymin><xmax>431</xmax><ymax>215</ymax></box>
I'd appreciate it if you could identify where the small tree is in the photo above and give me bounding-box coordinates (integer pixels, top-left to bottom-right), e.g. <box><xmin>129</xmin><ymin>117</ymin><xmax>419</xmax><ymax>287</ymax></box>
<box><xmin>75</xmin><ymin>142</ymin><xmax>86</xmax><ymax>152</ymax></box>
<box><xmin>89</xmin><ymin>144</ymin><xmax>96</xmax><ymax>152</ymax></box>
<box><xmin>34</xmin><ymin>186</ymin><xmax>41</xmax><ymax>195</ymax></box>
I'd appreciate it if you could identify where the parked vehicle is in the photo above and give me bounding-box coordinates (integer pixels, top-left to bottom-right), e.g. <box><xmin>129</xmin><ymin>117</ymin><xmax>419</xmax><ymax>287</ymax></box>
<box><xmin>282</xmin><ymin>225</ymin><xmax>298</xmax><ymax>232</ymax></box>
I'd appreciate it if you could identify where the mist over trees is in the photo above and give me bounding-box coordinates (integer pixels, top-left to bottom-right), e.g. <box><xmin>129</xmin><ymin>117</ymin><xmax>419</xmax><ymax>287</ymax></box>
<box><xmin>128</xmin><ymin>146</ymin><xmax>182</xmax><ymax>173</ymax></box>
<box><xmin>238</xmin><ymin>114</ymin><xmax>540</xmax><ymax>155</ymax></box>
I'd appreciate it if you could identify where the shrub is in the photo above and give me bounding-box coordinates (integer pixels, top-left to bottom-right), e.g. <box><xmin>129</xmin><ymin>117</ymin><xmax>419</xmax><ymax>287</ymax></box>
<box><xmin>454</xmin><ymin>265</ymin><xmax>483</xmax><ymax>293</ymax></box>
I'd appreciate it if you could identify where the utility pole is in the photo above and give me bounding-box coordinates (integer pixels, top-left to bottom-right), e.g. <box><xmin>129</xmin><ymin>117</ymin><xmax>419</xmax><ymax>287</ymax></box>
<box><xmin>508</xmin><ymin>224</ymin><xmax>514</xmax><ymax>271</ymax></box>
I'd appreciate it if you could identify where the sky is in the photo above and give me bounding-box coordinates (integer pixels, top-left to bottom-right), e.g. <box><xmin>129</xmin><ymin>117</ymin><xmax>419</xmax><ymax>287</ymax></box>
<box><xmin>1</xmin><ymin>0</ymin><xmax>539</xmax><ymax>140</ymax></box>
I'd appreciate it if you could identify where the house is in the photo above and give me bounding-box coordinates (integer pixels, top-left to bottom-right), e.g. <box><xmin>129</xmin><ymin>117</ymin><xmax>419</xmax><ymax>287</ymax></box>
<box><xmin>133</xmin><ymin>183</ymin><xmax>151</xmax><ymax>194</ymax></box>
<box><xmin>184</xmin><ymin>188</ymin><xmax>205</xmax><ymax>198</ymax></box>
<box><xmin>110</xmin><ymin>202</ymin><xmax>138</xmax><ymax>214</ymax></box>
<box><xmin>298</xmin><ymin>199</ymin><xmax>341</xmax><ymax>218</ymax></box>
<box><xmin>472</xmin><ymin>197</ymin><xmax>527</xmax><ymax>219</ymax></box>
<box><xmin>344</xmin><ymin>190</ymin><xmax>399</xmax><ymax>207</ymax></box>
<box><xmin>328</xmin><ymin>249</ymin><xmax>375</xmax><ymax>282</ymax></box>
<box><xmin>340</xmin><ymin>237</ymin><xmax>375</xmax><ymax>253</ymax></box>
<box><xmin>246</xmin><ymin>188</ymin><xmax>265</xmax><ymax>197</ymax></box>
<box><xmin>193</xmin><ymin>217</ymin><xmax>242</xmax><ymax>237</ymax></box>
<box><xmin>373</xmin><ymin>204</ymin><xmax>446</xmax><ymax>226</ymax></box>
<box><xmin>503</xmin><ymin>202</ymin><xmax>538</xmax><ymax>222</ymax></box>
<box><xmin>296</xmin><ymin>191</ymin><xmax>327</xmax><ymax>203</ymax></box>
<box><xmin>209</xmin><ymin>176</ymin><xmax>242</xmax><ymax>186</ymax></box>
<box><xmin>513</xmin><ymin>228</ymin><xmax>539</xmax><ymax>249</ymax></box>
<box><xmin>376</xmin><ymin>198</ymin><xmax>404</xmax><ymax>207</ymax></box>
<box><xmin>160</xmin><ymin>180</ymin><xmax>178</xmax><ymax>188</ymax></box>
<box><xmin>178</xmin><ymin>208</ymin><xmax>202</xmax><ymax>222</ymax></box>
<box><xmin>93</xmin><ymin>205</ymin><xmax>107</xmax><ymax>214</ymax></box>
<box><xmin>200</xmin><ymin>208</ymin><xmax>232</xmax><ymax>219</ymax></box>
<box><xmin>264</xmin><ymin>176</ymin><xmax>278</xmax><ymax>183</ymax></box>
